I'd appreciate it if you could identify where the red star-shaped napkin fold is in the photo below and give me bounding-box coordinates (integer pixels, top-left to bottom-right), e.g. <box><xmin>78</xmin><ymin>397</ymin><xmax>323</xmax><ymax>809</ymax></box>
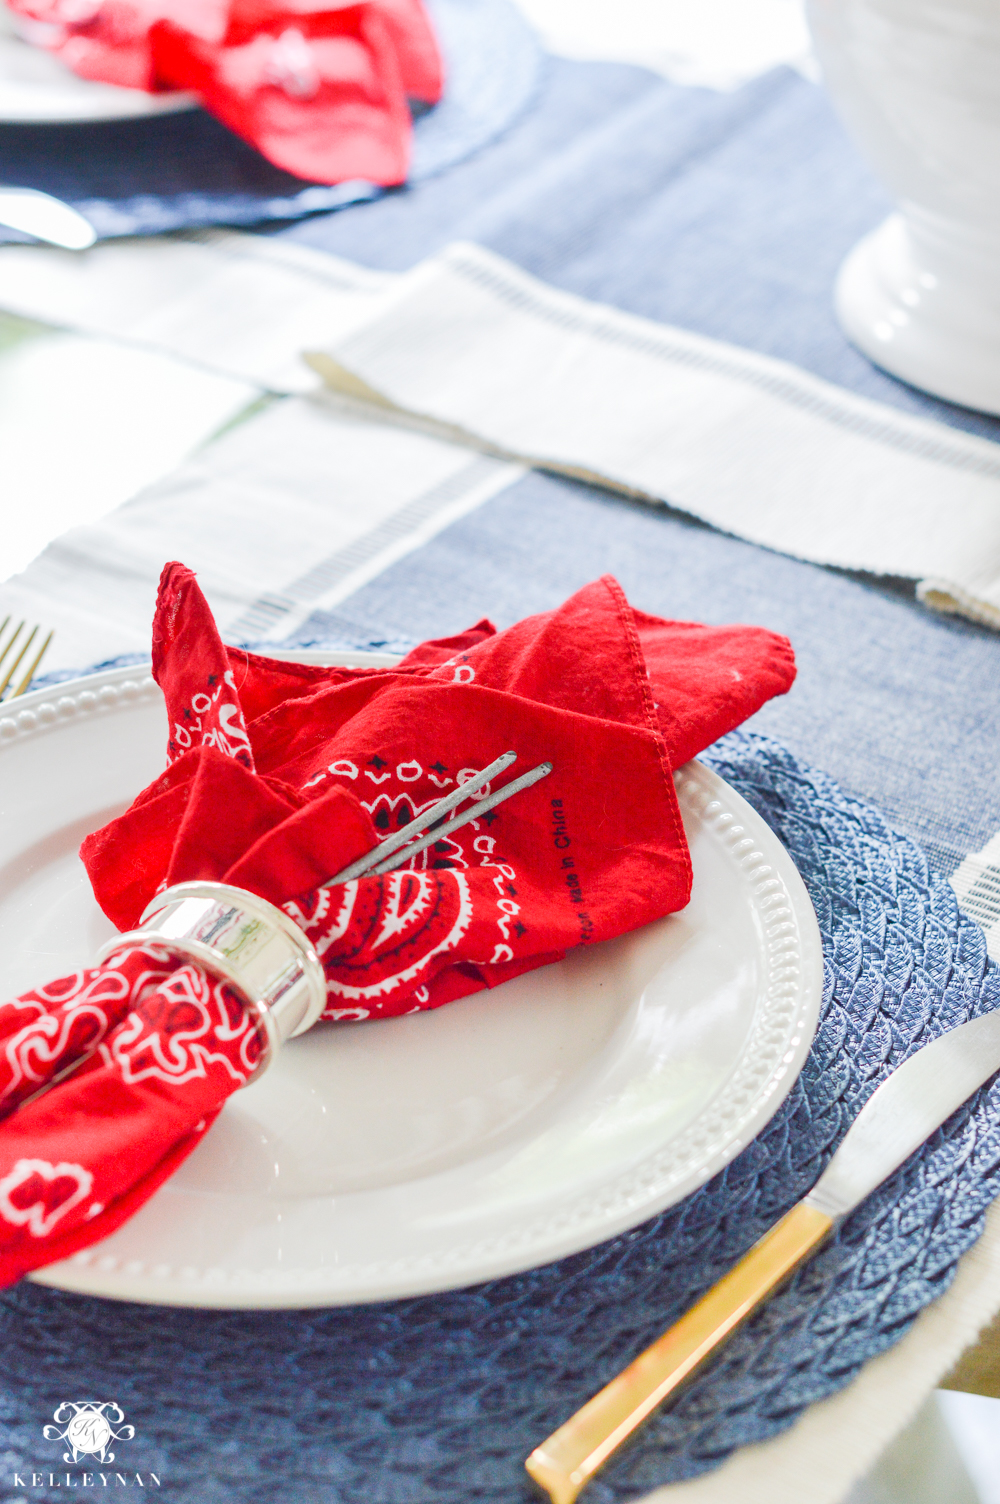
<box><xmin>6</xmin><ymin>0</ymin><xmax>443</xmax><ymax>183</ymax></box>
<box><xmin>0</xmin><ymin>564</ymin><xmax>793</xmax><ymax>1285</ymax></box>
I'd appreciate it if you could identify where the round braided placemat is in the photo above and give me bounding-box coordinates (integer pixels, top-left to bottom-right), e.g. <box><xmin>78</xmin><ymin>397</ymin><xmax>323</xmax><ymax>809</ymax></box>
<box><xmin>2</xmin><ymin>728</ymin><xmax>999</xmax><ymax>1503</ymax></box>
<box><xmin>0</xmin><ymin>0</ymin><xmax>543</xmax><ymax>241</ymax></box>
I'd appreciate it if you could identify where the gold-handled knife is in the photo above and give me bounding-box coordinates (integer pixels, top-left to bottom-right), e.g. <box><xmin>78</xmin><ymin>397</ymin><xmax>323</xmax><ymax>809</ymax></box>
<box><xmin>526</xmin><ymin>1006</ymin><xmax>1000</xmax><ymax>1504</ymax></box>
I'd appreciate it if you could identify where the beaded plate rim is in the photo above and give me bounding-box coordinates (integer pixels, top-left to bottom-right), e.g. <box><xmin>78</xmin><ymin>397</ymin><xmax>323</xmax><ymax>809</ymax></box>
<box><xmin>1</xmin><ymin>660</ymin><xmax>823</xmax><ymax>1306</ymax></box>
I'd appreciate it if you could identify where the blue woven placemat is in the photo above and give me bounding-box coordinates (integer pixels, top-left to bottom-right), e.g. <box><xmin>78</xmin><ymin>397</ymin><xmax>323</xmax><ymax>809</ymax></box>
<box><xmin>1</xmin><ymin>726</ymin><xmax>998</xmax><ymax>1503</ymax></box>
<box><xmin>0</xmin><ymin>0</ymin><xmax>542</xmax><ymax>240</ymax></box>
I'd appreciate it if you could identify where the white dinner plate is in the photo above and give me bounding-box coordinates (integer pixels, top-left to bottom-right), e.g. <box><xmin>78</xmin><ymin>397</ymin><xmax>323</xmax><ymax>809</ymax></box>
<box><xmin>0</xmin><ymin>9</ymin><xmax>195</xmax><ymax>122</ymax></box>
<box><xmin>0</xmin><ymin>656</ymin><xmax>823</xmax><ymax>1308</ymax></box>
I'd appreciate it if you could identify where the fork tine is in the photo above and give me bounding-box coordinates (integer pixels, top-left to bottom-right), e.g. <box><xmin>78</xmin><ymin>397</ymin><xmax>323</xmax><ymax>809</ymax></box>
<box><xmin>0</xmin><ymin>620</ymin><xmax>23</xmax><ymax>674</ymax></box>
<box><xmin>0</xmin><ymin>625</ymin><xmax>37</xmax><ymax>700</ymax></box>
<box><xmin>369</xmin><ymin>761</ymin><xmax>553</xmax><ymax>876</ymax></box>
<box><xmin>11</xmin><ymin>629</ymin><xmax>54</xmax><ymax>698</ymax></box>
<box><xmin>322</xmin><ymin>750</ymin><xmax>518</xmax><ymax>888</ymax></box>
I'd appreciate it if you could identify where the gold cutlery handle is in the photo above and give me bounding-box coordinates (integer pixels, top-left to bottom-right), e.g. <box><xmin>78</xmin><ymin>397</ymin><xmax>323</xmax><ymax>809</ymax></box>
<box><xmin>525</xmin><ymin>1201</ymin><xmax>834</xmax><ymax>1504</ymax></box>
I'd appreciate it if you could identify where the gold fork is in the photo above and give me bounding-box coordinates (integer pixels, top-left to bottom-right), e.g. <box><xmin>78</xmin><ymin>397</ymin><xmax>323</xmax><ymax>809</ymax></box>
<box><xmin>0</xmin><ymin>616</ymin><xmax>54</xmax><ymax>701</ymax></box>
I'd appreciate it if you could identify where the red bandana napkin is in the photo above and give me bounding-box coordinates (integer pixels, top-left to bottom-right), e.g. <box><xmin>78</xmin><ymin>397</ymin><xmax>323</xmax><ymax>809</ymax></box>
<box><xmin>0</xmin><ymin>565</ymin><xmax>794</xmax><ymax>1285</ymax></box>
<box><xmin>7</xmin><ymin>0</ymin><xmax>443</xmax><ymax>183</ymax></box>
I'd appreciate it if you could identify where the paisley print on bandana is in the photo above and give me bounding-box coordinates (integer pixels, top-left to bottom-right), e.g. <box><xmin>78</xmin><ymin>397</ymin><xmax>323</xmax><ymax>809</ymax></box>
<box><xmin>98</xmin><ymin>964</ymin><xmax>263</xmax><ymax>1087</ymax></box>
<box><xmin>292</xmin><ymin>868</ymin><xmax>475</xmax><ymax>1003</ymax></box>
<box><xmin>0</xmin><ymin>1159</ymin><xmax>94</xmax><ymax>1238</ymax></box>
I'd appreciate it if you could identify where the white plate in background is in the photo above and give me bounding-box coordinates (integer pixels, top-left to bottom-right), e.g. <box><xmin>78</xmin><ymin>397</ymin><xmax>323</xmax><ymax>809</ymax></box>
<box><xmin>0</xmin><ymin>9</ymin><xmax>194</xmax><ymax>122</ymax></box>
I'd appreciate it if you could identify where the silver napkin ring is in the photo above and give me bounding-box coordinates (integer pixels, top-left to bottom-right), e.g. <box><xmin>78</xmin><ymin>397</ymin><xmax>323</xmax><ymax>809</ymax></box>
<box><xmin>96</xmin><ymin>881</ymin><xmax>327</xmax><ymax>1082</ymax></box>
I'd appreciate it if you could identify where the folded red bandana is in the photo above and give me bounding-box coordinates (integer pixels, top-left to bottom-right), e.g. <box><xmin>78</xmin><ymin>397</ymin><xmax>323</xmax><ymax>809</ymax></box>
<box><xmin>83</xmin><ymin>564</ymin><xmax>795</xmax><ymax>1015</ymax></box>
<box><xmin>6</xmin><ymin>0</ymin><xmax>442</xmax><ymax>183</ymax></box>
<box><xmin>0</xmin><ymin>565</ymin><xmax>794</xmax><ymax>1284</ymax></box>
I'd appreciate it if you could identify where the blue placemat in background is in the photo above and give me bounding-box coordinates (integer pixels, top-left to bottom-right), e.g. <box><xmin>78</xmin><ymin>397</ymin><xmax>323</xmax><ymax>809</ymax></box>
<box><xmin>0</xmin><ymin>0</ymin><xmax>542</xmax><ymax>239</ymax></box>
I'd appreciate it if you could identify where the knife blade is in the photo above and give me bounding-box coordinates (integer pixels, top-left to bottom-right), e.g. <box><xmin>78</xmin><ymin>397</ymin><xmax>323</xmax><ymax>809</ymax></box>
<box><xmin>526</xmin><ymin>1006</ymin><xmax>1000</xmax><ymax>1504</ymax></box>
<box><xmin>0</xmin><ymin>187</ymin><xmax>96</xmax><ymax>250</ymax></box>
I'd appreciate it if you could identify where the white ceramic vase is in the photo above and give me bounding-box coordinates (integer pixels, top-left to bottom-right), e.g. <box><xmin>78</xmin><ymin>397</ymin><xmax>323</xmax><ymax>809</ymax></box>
<box><xmin>806</xmin><ymin>0</ymin><xmax>1000</xmax><ymax>415</ymax></box>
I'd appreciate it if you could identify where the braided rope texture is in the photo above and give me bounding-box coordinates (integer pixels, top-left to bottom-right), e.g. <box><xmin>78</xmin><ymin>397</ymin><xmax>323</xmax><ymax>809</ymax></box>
<box><xmin>2</xmin><ymin>729</ymin><xmax>999</xmax><ymax>1503</ymax></box>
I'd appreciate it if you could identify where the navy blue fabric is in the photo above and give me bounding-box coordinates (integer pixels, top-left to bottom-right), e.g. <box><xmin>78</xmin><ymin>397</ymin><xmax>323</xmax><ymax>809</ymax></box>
<box><xmin>3</xmin><ymin>729</ymin><xmax>1000</xmax><ymax>1503</ymax></box>
<box><xmin>0</xmin><ymin>0</ymin><xmax>542</xmax><ymax>239</ymax></box>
